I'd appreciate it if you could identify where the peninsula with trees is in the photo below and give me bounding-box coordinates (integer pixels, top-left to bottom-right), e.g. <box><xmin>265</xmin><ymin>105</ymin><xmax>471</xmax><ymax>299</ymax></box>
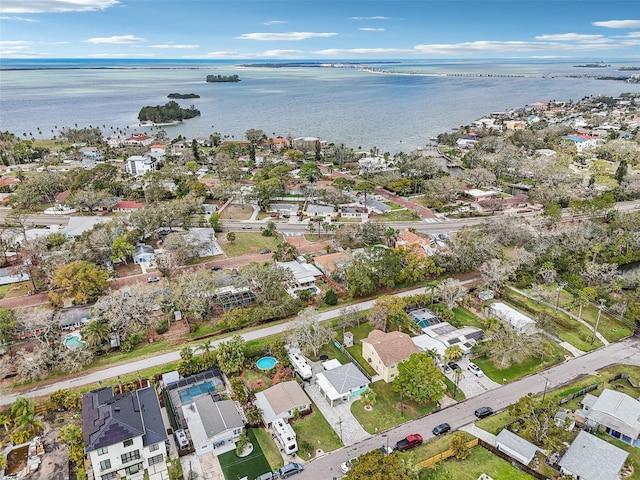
<box><xmin>205</xmin><ymin>74</ymin><xmax>241</xmax><ymax>83</ymax></box>
<box><xmin>167</xmin><ymin>93</ymin><xmax>200</xmax><ymax>99</ymax></box>
<box><xmin>137</xmin><ymin>100</ymin><xmax>200</xmax><ymax>124</ymax></box>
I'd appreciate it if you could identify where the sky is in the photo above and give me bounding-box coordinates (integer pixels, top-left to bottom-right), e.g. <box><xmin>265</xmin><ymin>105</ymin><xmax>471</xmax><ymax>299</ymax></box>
<box><xmin>1</xmin><ymin>0</ymin><xmax>640</xmax><ymax>60</ymax></box>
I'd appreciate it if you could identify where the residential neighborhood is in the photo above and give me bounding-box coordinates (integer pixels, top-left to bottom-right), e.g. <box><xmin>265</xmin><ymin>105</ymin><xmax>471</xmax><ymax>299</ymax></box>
<box><xmin>0</xmin><ymin>90</ymin><xmax>639</xmax><ymax>480</ymax></box>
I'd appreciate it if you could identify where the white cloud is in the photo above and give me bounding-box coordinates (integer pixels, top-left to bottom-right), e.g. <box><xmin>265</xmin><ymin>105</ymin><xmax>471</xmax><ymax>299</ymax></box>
<box><xmin>264</xmin><ymin>20</ymin><xmax>288</xmax><ymax>26</ymax></box>
<box><xmin>149</xmin><ymin>44</ymin><xmax>200</xmax><ymax>49</ymax></box>
<box><xmin>0</xmin><ymin>40</ymin><xmax>32</xmax><ymax>46</ymax></box>
<box><xmin>86</xmin><ymin>35</ymin><xmax>144</xmax><ymax>44</ymax></box>
<box><xmin>237</xmin><ymin>32</ymin><xmax>337</xmax><ymax>41</ymax></box>
<box><xmin>613</xmin><ymin>32</ymin><xmax>640</xmax><ymax>38</ymax></box>
<box><xmin>0</xmin><ymin>0</ymin><xmax>119</xmax><ymax>14</ymax></box>
<box><xmin>359</xmin><ymin>27</ymin><xmax>385</xmax><ymax>32</ymax></box>
<box><xmin>535</xmin><ymin>33</ymin><xmax>605</xmax><ymax>42</ymax></box>
<box><xmin>593</xmin><ymin>20</ymin><xmax>640</xmax><ymax>29</ymax></box>
<box><xmin>315</xmin><ymin>47</ymin><xmax>412</xmax><ymax>55</ymax></box>
<box><xmin>350</xmin><ymin>16</ymin><xmax>392</xmax><ymax>20</ymax></box>
<box><xmin>0</xmin><ymin>15</ymin><xmax>37</xmax><ymax>22</ymax></box>
<box><xmin>191</xmin><ymin>49</ymin><xmax>304</xmax><ymax>59</ymax></box>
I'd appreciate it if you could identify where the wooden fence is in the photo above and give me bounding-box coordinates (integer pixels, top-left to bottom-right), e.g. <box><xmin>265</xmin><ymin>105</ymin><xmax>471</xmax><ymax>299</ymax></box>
<box><xmin>559</xmin><ymin>383</ymin><xmax>599</xmax><ymax>405</ymax></box>
<box><xmin>417</xmin><ymin>438</ymin><xmax>478</xmax><ymax>468</ymax></box>
<box><xmin>477</xmin><ymin>439</ymin><xmax>552</xmax><ymax>480</ymax></box>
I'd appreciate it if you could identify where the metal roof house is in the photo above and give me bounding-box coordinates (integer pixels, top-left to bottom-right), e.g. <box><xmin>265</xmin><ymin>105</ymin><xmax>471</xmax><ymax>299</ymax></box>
<box><xmin>558</xmin><ymin>431</ymin><xmax>628</xmax><ymax>480</ymax></box>
<box><xmin>82</xmin><ymin>386</ymin><xmax>168</xmax><ymax>480</ymax></box>
<box><xmin>487</xmin><ymin>302</ymin><xmax>537</xmax><ymax>335</ymax></box>
<box><xmin>586</xmin><ymin>388</ymin><xmax>640</xmax><ymax>446</ymax></box>
<box><xmin>495</xmin><ymin>429</ymin><xmax>539</xmax><ymax>466</ymax></box>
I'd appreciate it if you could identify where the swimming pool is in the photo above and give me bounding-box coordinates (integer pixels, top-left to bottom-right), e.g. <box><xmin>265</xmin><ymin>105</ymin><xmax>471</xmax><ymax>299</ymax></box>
<box><xmin>257</xmin><ymin>356</ymin><xmax>278</xmax><ymax>370</ymax></box>
<box><xmin>178</xmin><ymin>381</ymin><xmax>216</xmax><ymax>404</ymax></box>
<box><xmin>413</xmin><ymin>318</ymin><xmax>432</xmax><ymax>328</ymax></box>
<box><xmin>64</xmin><ymin>332</ymin><xmax>85</xmax><ymax>350</ymax></box>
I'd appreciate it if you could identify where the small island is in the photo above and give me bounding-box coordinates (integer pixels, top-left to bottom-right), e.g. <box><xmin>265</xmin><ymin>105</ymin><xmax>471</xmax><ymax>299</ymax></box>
<box><xmin>619</xmin><ymin>66</ymin><xmax>640</xmax><ymax>71</ymax></box>
<box><xmin>138</xmin><ymin>101</ymin><xmax>200</xmax><ymax>124</ymax></box>
<box><xmin>573</xmin><ymin>62</ymin><xmax>610</xmax><ymax>68</ymax></box>
<box><xmin>167</xmin><ymin>93</ymin><xmax>200</xmax><ymax>99</ymax></box>
<box><xmin>206</xmin><ymin>74</ymin><xmax>241</xmax><ymax>83</ymax></box>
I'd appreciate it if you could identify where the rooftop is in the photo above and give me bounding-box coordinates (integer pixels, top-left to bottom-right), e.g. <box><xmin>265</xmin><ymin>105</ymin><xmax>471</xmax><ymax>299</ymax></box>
<box><xmin>361</xmin><ymin>329</ymin><xmax>419</xmax><ymax>367</ymax></box>
<box><xmin>558</xmin><ymin>431</ymin><xmax>628</xmax><ymax>480</ymax></box>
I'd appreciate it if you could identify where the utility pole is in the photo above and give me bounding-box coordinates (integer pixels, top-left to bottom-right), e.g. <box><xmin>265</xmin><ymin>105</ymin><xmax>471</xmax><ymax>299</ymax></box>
<box><xmin>591</xmin><ymin>299</ymin><xmax>606</xmax><ymax>345</ymax></box>
<box><xmin>541</xmin><ymin>376</ymin><xmax>550</xmax><ymax>403</ymax></box>
<box><xmin>337</xmin><ymin>417</ymin><xmax>343</xmax><ymax>444</ymax></box>
<box><xmin>555</xmin><ymin>280</ymin><xmax>567</xmax><ymax>311</ymax></box>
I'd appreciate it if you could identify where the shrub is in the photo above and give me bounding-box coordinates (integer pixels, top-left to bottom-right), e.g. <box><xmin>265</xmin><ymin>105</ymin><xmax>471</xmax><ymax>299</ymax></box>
<box><xmin>323</xmin><ymin>288</ymin><xmax>338</xmax><ymax>306</ymax></box>
<box><xmin>235</xmin><ymin>431</ymin><xmax>250</xmax><ymax>456</ymax></box>
<box><xmin>156</xmin><ymin>319</ymin><xmax>169</xmax><ymax>334</ymax></box>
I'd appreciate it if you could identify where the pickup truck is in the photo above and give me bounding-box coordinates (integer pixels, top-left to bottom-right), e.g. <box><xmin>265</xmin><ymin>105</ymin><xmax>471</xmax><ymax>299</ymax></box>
<box><xmin>394</xmin><ymin>433</ymin><xmax>423</xmax><ymax>451</ymax></box>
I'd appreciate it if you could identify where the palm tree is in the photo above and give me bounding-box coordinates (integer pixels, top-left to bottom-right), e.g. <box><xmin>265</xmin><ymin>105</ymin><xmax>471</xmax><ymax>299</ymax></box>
<box><xmin>11</xmin><ymin>397</ymin><xmax>34</xmax><ymax>422</ymax></box>
<box><xmin>0</xmin><ymin>414</ymin><xmax>11</xmax><ymax>432</ymax></box>
<box><xmin>83</xmin><ymin>320</ymin><xmax>111</xmax><ymax>347</ymax></box>
<box><xmin>444</xmin><ymin>345</ymin><xmax>464</xmax><ymax>364</ymax></box>
<box><xmin>453</xmin><ymin>368</ymin><xmax>464</xmax><ymax>398</ymax></box>
<box><xmin>0</xmin><ymin>453</ymin><xmax>7</xmax><ymax>471</ymax></box>
<box><xmin>425</xmin><ymin>280</ymin><xmax>439</xmax><ymax>305</ymax></box>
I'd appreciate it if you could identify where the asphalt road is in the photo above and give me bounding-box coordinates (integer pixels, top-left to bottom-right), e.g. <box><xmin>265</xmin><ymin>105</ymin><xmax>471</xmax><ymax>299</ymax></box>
<box><xmin>295</xmin><ymin>336</ymin><xmax>640</xmax><ymax>480</ymax></box>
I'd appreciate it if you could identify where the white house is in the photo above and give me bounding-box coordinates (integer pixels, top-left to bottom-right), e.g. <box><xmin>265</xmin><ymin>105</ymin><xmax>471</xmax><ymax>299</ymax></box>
<box><xmin>315</xmin><ymin>362</ymin><xmax>369</xmax><ymax>407</ymax></box>
<box><xmin>586</xmin><ymin>388</ymin><xmax>640</xmax><ymax>446</ymax></box>
<box><xmin>82</xmin><ymin>386</ymin><xmax>169</xmax><ymax>480</ymax></box>
<box><xmin>487</xmin><ymin>302</ymin><xmax>537</xmax><ymax>335</ymax></box>
<box><xmin>181</xmin><ymin>397</ymin><xmax>244</xmax><ymax>456</ymax></box>
<box><xmin>126</xmin><ymin>155</ymin><xmax>160</xmax><ymax>176</ymax></box>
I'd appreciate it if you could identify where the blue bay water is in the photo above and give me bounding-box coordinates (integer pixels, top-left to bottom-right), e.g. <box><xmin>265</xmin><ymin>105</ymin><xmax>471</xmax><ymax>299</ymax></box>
<box><xmin>1</xmin><ymin>59</ymin><xmax>638</xmax><ymax>153</ymax></box>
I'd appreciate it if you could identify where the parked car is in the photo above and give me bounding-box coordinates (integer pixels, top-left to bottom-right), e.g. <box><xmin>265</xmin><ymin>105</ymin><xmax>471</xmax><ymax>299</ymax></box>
<box><xmin>255</xmin><ymin>473</ymin><xmax>276</xmax><ymax>480</ymax></box>
<box><xmin>467</xmin><ymin>362</ymin><xmax>484</xmax><ymax>376</ymax></box>
<box><xmin>147</xmin><ymin>276</ymin><xmax>160</xmax><ymax>283</ymax></box>
<box><xmin>340</xmin><ymin>457</ymin><xmax>358</xmax><ymax>474</ymax></box>
<box><xmin>260</xmin><ymin>248</ymin><xmax>272</xmax><ymax>254</ymax></box>
<box><xmin>394</xmin><ymin>434</ymin><xmax>423</xmax><ymax>451</ymax></box>
<box><xmin>211</xmin><ymin>266</ymin><xmax>222</xmax><ymax>271</ymax></box>
<box><xmin>432</xmin><ymin>423</ymin><xmax>451</xmax><ymax>436</ymax></box>
<box><xmin>242</xmin><ymin>224</ymin><xmax>252</xmax><ymax>229</ymax></box>
<box><xmin>379</xmin><ymin>446</ymin><xmax>393</xmax><ymax>455</ymax></box>
<box><xmin>447</xmin><ymin>362</ymin><xmax>461</xmax><ymax>371</ymax></box>
<box><xmin>475</xmin><ymin>406</ymin><xmax>494</xmax><ymax>419</ymax></box>
<box><xmin>278</xmin><ymin>463</ymin><xmax>303</xmax><ymax>478</ymax></box>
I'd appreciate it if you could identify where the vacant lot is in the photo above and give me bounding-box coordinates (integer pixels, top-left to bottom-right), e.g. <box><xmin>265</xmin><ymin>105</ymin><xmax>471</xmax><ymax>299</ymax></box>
<box><xmin>218</xmin><ymin>232</ymin><xmax>282</xmax><ymax>257</ymax></box>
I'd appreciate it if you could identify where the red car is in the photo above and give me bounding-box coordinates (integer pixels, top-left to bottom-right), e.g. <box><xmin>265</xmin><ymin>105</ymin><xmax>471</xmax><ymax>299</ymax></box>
<box><xmin>394</xmin><ymin>434</ymin><xmax>423</xmax><ymax>451</ymax></box>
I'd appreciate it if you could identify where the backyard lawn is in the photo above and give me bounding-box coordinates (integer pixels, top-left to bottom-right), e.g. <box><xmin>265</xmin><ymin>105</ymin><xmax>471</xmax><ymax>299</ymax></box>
<box><xmin>418</xmin><ymin>446</ymin><xmax>535</xmax><ymax>480</ymax></box>
<box><xmin>452</xmin><ymin>306</ymin><xmax>485</xmax><ymax>329</ymax></box>
<box><xmin>292</xmin><ymin>404</ymin><xmax>343</xmax><ymax>459</ymax></box>
<box><xmin>351</xmin><ymin>379</ymin><xmax>438</xmax><ymax>433</ymax></box>
<box><xmin>381</xmin><ymin>208</ymin><xmax>421</xmax><ymax>221</ymax></box>
<box><xmin>217</xmin><ymin>232</ymin><xmax>283</xmax><ymax>257</ymax></box>
<box><xmin>0</xmin><ymin>281</ymin><xmax>31</xmax><ymax>299</ymax></box>
<box><xmin>218</xmin><ymin>429</ymin><xmax>272</xmax><ymax>480</ymax></box>
<box><xmin>342</xmin><ymin>322</ymin><xmax>377</xmax><ymax>377</ymax></box>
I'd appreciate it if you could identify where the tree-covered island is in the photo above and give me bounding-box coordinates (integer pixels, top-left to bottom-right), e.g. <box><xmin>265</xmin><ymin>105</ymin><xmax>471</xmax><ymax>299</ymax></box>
<box><xmin>167</xmin><ymin>93</ymin><xmax>200</xmax><ymax>99</ymax></box>
<box><xmin>206</xmin><ymin>74</ymin><xmax>241</xmax><ymax>82</ymax></box>
<box><xmin>137</xmin><ymin>101</ymin><xmax>200</xmax><ymax>123</ymax></box>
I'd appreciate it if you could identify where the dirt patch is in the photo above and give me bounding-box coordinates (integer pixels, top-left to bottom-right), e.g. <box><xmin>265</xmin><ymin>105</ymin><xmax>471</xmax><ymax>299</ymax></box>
<box><xmin>162</xmin><ymin>320</ymin><xmax>190</xmax><ymax>345</ymax></box>
<box><xmin>28</xmin><ymin>419</ymin><xmax>71</xmax><ymax>480</ymax></box>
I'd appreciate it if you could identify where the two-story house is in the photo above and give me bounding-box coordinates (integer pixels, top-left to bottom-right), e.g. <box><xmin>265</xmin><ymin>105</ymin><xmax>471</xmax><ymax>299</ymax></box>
<box><xmin>361</xmin><ymin>329</ymin><xmax>419</xmax><ymax>382</ymax></box>
<box><xmin>82</xmin><ymin>386</ymin><xmax>169</xmax><ymax>480</ymax></box>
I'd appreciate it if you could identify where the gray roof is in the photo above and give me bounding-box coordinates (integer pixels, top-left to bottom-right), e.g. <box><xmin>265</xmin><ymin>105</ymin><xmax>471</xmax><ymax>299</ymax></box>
<box><xmin>63</xmin><ymin>216</ymin><xmax>106</xmax><ymax>237</ymax></box>
<box><xmin>58</xmin><ymin>305</ymin><xmax>92</xmax><ymax>328</ymax></box>
<box><xmin>496</xmin><ymin>429</ymin><xmax>538</xmax><ymax>464</ymax></box>
<box><xmin>322</xmin><ymin>363</ymin><xmax>369</xmax><ymax>395</ymax></box>
<box><xmin>581</xmin><ymin>393</ymin><xmax>598</xmax><ymax>409</ymax></box>
<box><xmin>82</xmin><ymin>386</ymin><xmax>167</xmax><ymax>452</ymax></box>
<box><xmin>588</xmin><ymin>389</ymin><xmax>640</xmax><ymax>439</ymax></box>
<box><xmin>195</xmin><ymin>397</ymin><xmax>243</xmax><ymax>437</ymax></box>
<box><xmin>306</xmin><ymin>204</ymin><xmax>334</xmax><ymax>214</ymax></box>
<box><xmin>558</xmin><ymin>431</ymin><xmax>628</xmax><ymax>480</ymax></box>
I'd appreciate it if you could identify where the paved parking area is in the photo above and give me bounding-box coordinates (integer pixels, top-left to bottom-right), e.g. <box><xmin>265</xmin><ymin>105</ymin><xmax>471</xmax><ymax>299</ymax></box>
<box><xmin>443</xmin><ymin>358</ymin><xmax>501</xmax><ymax>398</ymax></box>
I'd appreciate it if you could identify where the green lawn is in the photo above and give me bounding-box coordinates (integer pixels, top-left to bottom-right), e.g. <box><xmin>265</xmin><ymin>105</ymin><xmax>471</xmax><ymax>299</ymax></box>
<box><xmin>351</xmin><ymin>380</ymin><xmax>438</xmax><ymax>433</ymax></box>
<box><xmin>555</xmin><ymin>288</ymin><xmax>632</xmax><ymax>342</ymax></box>
<box><xmin>452</xmin><ymin>307</ymin><xmax>485</xmax><ymax>329</ymax></box>
<box><xmin>401</xmin><ymin>431</ymin><xmax>474</xmax><ymax>465</ymax></box>
<box><xmin>0</xmin><ymin>281</ymin><xmax>31</xmax><ymax>299</ymax></box>
<box><xmin>343</xmin><ymin>323</ymin><xmax>378</xmax><ymax>377</ymax></box>
<box><xmin>418</xmin><ymin>446</ymin><xmax>535</xmax><ymax>480</ymax></box>
<box><xmin>292</xmin><ymin>404</ymin><xmax>343</xmax><ymax>459</ymax></box>
<box><xmin>502</xmin><ymin>290</ymin><xmax>603</xmax><ymax>351</ymax></box>
<box><xmin>218</xmin><ymin>232</ymin><xmax>283</xmax><ymax>257</ymax></box>
<box><xmin>253</xmin><ymin>427</ymin><xmax>284</xmax><ymax>470</ymax></box>
<box><xmin>218</xmin><ymin>429</ymin><xmax>272</xmax><ymax>480</ymax></box>
<box><xmin>381</xmin><ymin>209</ymin><xmax>421</xmax><ymax>221</ymax></box>
<box><xmin>472</xmin><ymin>338</ymin><xmax>566</xmax><ymax>384</ymax></box>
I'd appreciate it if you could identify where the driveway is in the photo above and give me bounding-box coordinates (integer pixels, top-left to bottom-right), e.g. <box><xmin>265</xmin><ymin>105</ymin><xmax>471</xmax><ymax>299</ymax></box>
<box><xmin>303</xmin><ymin>360</ymin><xmax>370</xmax><ymax>448</ymax></box>
<box><xmin>443</xmin><ymin>358</ymin><xmax>501</xmax><ymax>398</ymax></box>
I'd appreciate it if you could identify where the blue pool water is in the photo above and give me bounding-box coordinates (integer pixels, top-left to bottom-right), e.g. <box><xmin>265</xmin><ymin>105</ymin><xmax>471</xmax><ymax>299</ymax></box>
<box><xmin>178</xmin><ymin>381</ymin><xmax>216</xmax><ymax>404</ymax></box>
<box><xmin>413</xmin><ymin>318</ymin><xmax>432</xmax><ymax>328</ymax></box>
<box><xmin>64</xmin><ymin>333</ymin><xmax>85</xmax><ymax>350</ymax></box>
<box><xmin>257</xmin><ymin>356</ymin><xmax>278</xmax><ymax>370</ymax></box>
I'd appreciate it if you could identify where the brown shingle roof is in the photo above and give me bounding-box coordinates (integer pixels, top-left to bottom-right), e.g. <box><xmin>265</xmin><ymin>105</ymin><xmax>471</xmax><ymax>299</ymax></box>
<box><xmin>261</xmin><ymin>381</ymin><xmax>310</xmax><ymax>416</ymax></box>
<box><xmin>362</xmin><ymin>329</ymin><xmax>419</xmax><ymax>367</ymax></box>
